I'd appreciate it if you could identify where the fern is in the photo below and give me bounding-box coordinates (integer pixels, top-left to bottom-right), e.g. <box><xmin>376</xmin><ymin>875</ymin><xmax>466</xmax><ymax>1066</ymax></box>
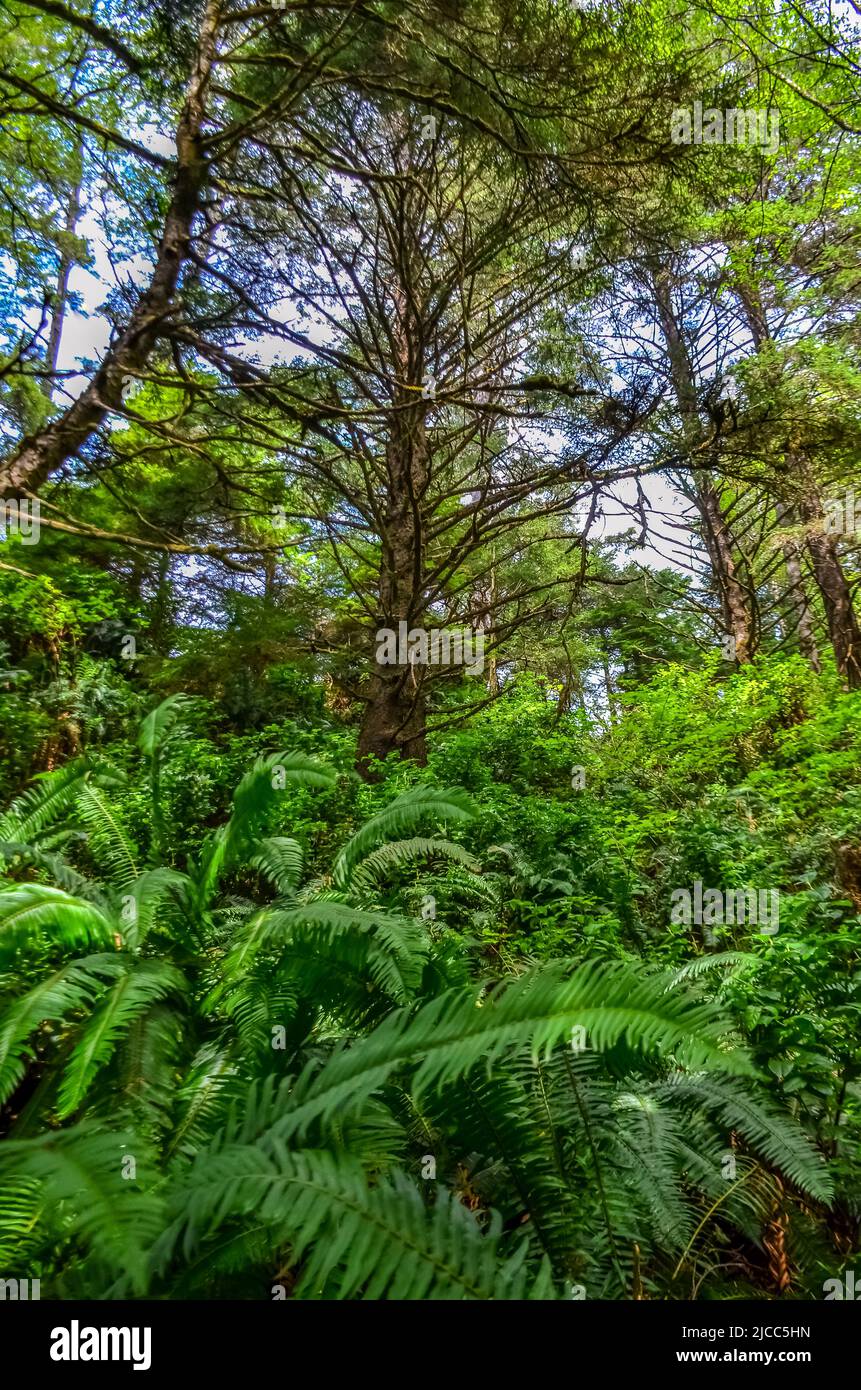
<box><xmin>192</xmin><ymin>753</ymin><xmax>335</xmax><ymax>912</ymax></box>
<box><xmin>670</xmin><ymin>952</ymin><xmax>759</xmax><ymax>984</ymax></box>
<box><xmin>157</xmin><ymin>1149</ymin><xmax>556</xmax><ymax>1299</ymax></box>
<box><xmin>122</xmin><ymin>868</ymin><xmax>189</xmax><ymax>949</ymax></box>
<box><xmin>138</xmin><ymin>695</ymin><xmax>196</xmax><ymax>862</ymax></box>
<box><xmin>0</xmin><ymin>1124</ymin><xmax>163</xmax><ymax>1294</ymax></box>
<box><xmin>249</xmin><ymin>836</ymin><xmax>304</xmax><ymax>895</ymax></box>
<box><xmin>229</xmin><ymin>900</ymin><xmax>428</xmax><ymax>1004</ymax></box>
<box><xmin>0</xmin><ymin>884</ymin><xmax>114</xmax><ymax>965</ymax></box>
<box><xmin>332</xmin><ymin>787</ymin><xmax>473</xmax><ymax>889</ymax></box>
<box><xmin>167</xmin><ymin>1045</ymin><xmax>239</xmax><ymax>1162</ymax></box>
<box><xmin>0</xmin><ymin>955</ymin><xmax>124</xmax><ymax>1104</ymax></box>
<box><xmin>659</xmin><ymin>1073</ymin><xmax>834</xmax><ymax>1203</ymax></box>
<box><xmin>0</xmin><ymin>1175</ymin><xmax>42</xmax><ymax>1264</ymax></box>
<box><xmin>0</xmin><ymin>759</ymin><xmax>109</xmax><ymax>853</ymax></box>
<box><xmin>349</xmin><ymin>837</ymin><xmax>481</xmax><ymax>896</ymax></box>
<box><xmin>271</xmin><ymin>959</ymin><xmax>752</xmax><ymax>1142</ymax></box>
<box><xmin>0</xmin><ymin>709</ymin><xmax>840</xmax><ymax>1302</ymax></box>
<box><xmin>58</xmin><ymin>960</ymin><xmax>186</xmax><ymax>1118</ymax></box>
<box><xmin>77</xmin><ymin>782</ymin><xmax>140</xmax><ymax>888</ymax></box>
<box><xmin>138</xmin><ymin>694</ymin><xmax>195</xmax><ymax>759</ymax></box>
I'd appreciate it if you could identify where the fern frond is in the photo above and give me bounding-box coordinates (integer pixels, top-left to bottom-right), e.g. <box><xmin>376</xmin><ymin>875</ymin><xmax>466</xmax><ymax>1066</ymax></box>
<box><xmin>0</xmin><ymin>884</ymin><xmax>114</xmax><ymax>965</ymax></box>
<box><xmin>350</xmin><ymin>837</ymin><xmax>481</xmax><ymax>896</ymax></box>
<box><xmin>218</xmin><ymin>901</ymin><xmax>428</xmax><ymax>1025</ymax></box>
<box><xmin>158</xmin><ymin>1148</ymin><xmax>557</xmax><ymax>1300</ymax></box>
<box><xmin>193</xmin><ymin>753</ymin><xmax>334</xmax><ymax>909</ymax></box>
<box><xmin>167</xmin><ymin>1045</ymin><xmax>239</xmax><ymax>1162</ymax></box>
<box><xmin>277</xmin><ymin>959</ymin><xmax>752</xmax><ymax>1140</ymax></box>
<box><xmin>660</xmin><ymin>1074</ymin><xmax>834</xmax><ymax>1203</ymax></box>
<box><xmin>333</xmin><ymin>788</ymin><xmax>473</xmax><ymax>889</ymax></box>
<box><xmin>611</xmin><ymin>1092</ymin><xmax>695</xmax><ymax>1252</ymax></box>
<box><xmin>214</xmin><ymin>968</ymin><xmax>301</xmax><ymax>1057</ymax></box>
<box><xmin>138</xmin><ymin>695</ymin><xmax>195</xmax><ymax>758</ymax></box>
<box><xmin>77</xmin><ymin>783</ymin><xmax>140</xmax><ymax>888</ymax></box>
<box><xmin>58</xmin><ymin>960</ymin><xmax>186</xmax><ymax>1118</ymax></box>
<box><xmin>422</xmin><ymin>1065</ymin><xmax>577</xmax><ymax>1273</ymax></box>
<box><xmin>249</xmin><ymin>837</ymin><xmax>304</xmax><ymax>895</ymax></box>
<box><xmin>670</xmin><ymin>952</ymin><xmax>759</xmax><ymax>984</ymax></box>
<box><xmin>138</xmin><ymin>696</ymin><xmax>197</xmax><ymax>863</ymax></box>
<box><xmin>265</xmin><ymin>900</ymin><xmax>428</xmax><ymax>1002</ymax></box>
<box><xmin>8</xmin><ymin>846</ymin><xmax>96</xmax><ymax>899</ymax></box>
<box><xmin>119</xmin><ymin>1003</ymin><xmax>185</xmax><ymax>1133</ymax></box>
<box><xmin>0</xmin><ymin>1175</ymin><xmax>42</xmax><ymax>1264</ymax></box>
<box><xmin>0</xmin><ymin>953</ymin><xmax>124</xmax><ymax>1104</ymax></box>
<box><xmin>0</xmin><ymin>758</ymin><xmax>111</xmax><ymax>850</ymax></box>
<box><xmin>0</xmin><ymin>1124</ymin><xmax>163</xmax><ymax>1293</ymax></box>
<box><xmin>123</xmin><ymin>868</ymin><xmax>189</xmax><ymax>948</ymax></box>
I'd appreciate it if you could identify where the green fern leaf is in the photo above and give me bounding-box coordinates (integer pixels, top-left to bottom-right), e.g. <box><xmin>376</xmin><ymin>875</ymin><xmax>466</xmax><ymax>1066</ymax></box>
<box><xmin>0</xmin><ymin>884</ymin><xmax>114</xmax><ymax>965</ymax></box>
<box><xmin>58</xmin><ymin>960</ymin><xmax>186</xmax><ymax>1118</ymax></box>
<box><xmin>333</xmin><ymin>788</ymin><xmax>473</xmax><ymax>889</ymax></box>
<box><xmin>350</xmin><ymin>837</ymin><xmax>481</xmax><ymax>896</ymax></box>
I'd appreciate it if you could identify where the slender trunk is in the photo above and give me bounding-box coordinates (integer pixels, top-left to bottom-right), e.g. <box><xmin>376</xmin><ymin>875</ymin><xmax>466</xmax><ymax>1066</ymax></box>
<box><xmin>486</xmin><ymin>651</ymin><xmax>498</xmax><ymax>697</ymax></box>
<box><xmin>794</xmin><ymin>453</ymin><xmax>861</xmax><ymax>688</ymax></box>
<box><xmin>650</xmin><ymin>267</ymin><xmax>755</xmax><ymax>662</ymax></box>
<box><xmin>734</xmin><ymin>287</ymin><xmax>831</xmax><ymax>675</ymax></box>
<box><xmin>473</xmin><ymin>558</ymin><xmax>498</xmax><ymax>696</ymax></box>
<box><xmin>774</xmin><ymin>500</ymin><xmax>821</xmax><ymax>671</ymax></box>
<box><xmin>601</xmin><ymin>647</ymin><xmax>617</xmax><ymax>724</ymax></box>
<box><xmin>735</xmin><ymin>281</ymin><xmax>861</xmax><ymax>680</ymax></box>
<box><xmin>695</xmin><ymin>475</ymin><xmax>755</xmax><ymax>663</ymax></box>
<box><xmin>486</xmin><ymin>558</ymin><xmax>499</xmax><ymax>696</ymax></box>
<box><xmin>737</xmin><ymin>283</ymin><xmax>769</xmax><ymax>351</ymax></box>
<box><xmin>148</xmin><ymin>552</ymin><xmax>174</xmax><ymax>655</ymax></box>
<box><xmin>44</xmin><ymin>164</ymin><xmax>82</xmax><ymax>389</ymax></box>
<box><xmin>0</xmin><ymin>0</ymin><xmax>221</xmax><ymax>499</ymax></box>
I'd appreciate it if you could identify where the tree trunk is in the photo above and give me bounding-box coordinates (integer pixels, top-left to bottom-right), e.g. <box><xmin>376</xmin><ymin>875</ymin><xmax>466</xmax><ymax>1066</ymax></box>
<box><xmin>0</xmin><ymin>0</ymin><xmax>221</xmax><ymax>499</ymax></box>
<box><xmin>356</xmin><ymin>444</ymin><xmax>431</xmax><ymax>774</ymax></box>
<box><xmin>148</xmin><ymin>551</ymin><xmax>175</xmax><ymax>655</ymax></box>
<box><xmin>356</xmin><ymin>668</ymin><xmax>427</xmax><ymax>776</ymax></box>
<box><xmin>695</xmin><ymin>475</ymin><xmax>756</xmax><ymax>663</ymax></box>
<box><xmin>356</xmin><ymin>417</ymin><xmax>431</xmax><ymax>776</ymax></box>
<box><xmin>734</xmin><ymin>285</ymin><xmax>858</xmax><ymax>683</ymax></box>
<box><xmin>794</xmin><ymin>454</ymin><xmax>861</xmax><ymax>688</ymax></box>
<box><xmin>650</xmin><ymin>266</ymin><xmax>755</xmax><ymax>662</ymax></box>
<box><xmin>473</xmin><ymin>559</ymin><xmax>498</xmax><ymax>696</ymax></box>
<box><xmin>774</xmin><ymin>500</ymin><xmax>821</xmax><ymax>671</ymax></box>
<box><xmin>601</xmin><ymin>647</ymin><xmax>618</xmax><ymax>724</ymax></box>
<box><xmin>356</xmin><ymin>221</ymin><xmax>431</xmax><ymax>775</ymax></box>
<box><xmin>44</xmin><ymin>159</ymin><xmax>82</xmax><ymax>389</ymax></box>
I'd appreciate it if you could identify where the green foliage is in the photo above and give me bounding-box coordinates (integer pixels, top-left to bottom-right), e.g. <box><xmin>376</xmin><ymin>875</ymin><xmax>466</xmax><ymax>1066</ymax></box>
<box><xmin>0</xmin><ymin>683</ymin><xmax>854</xmax><ymax>1300</ymax></box>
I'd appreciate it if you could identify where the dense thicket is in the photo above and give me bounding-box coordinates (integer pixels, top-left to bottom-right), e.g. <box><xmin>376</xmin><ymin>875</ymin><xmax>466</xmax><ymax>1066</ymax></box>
<box><xmin>0</xmin><ymin>0</ymin><xmax>859</xmax><ymax>1300</ymax></box>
